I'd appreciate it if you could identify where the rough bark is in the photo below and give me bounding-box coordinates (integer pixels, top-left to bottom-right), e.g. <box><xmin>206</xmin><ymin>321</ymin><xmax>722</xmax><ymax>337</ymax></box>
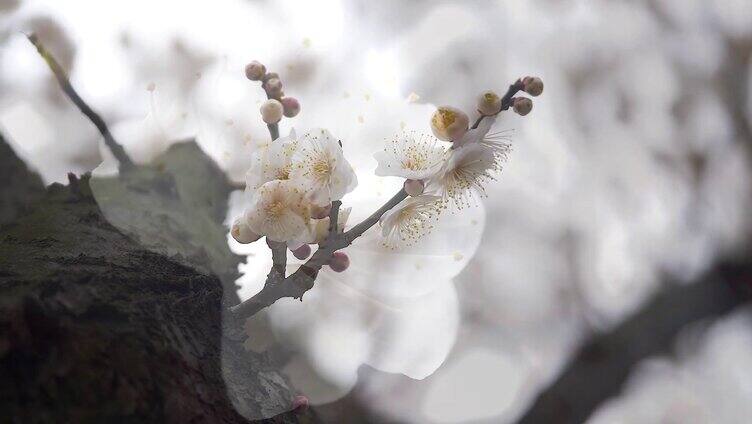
<box><xmin>0</xmin><ymin>140</ymin><xmax>317</xmax><ymax>423</ymax></box>
<box><xmin>0</xmin><ymin>134</ymin><xmax>45</xmax><ymax>227</ymax></box>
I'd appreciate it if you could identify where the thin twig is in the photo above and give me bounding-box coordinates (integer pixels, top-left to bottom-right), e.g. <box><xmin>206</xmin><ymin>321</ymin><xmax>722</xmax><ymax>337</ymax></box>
<box><xmin>327</xmin><ymin>200</ymin><xmax>342</xmax><ymax>236</ymax></box>
<box><xmin>344</xmin><ymin>189</ymin><xmax>407</xmax><ymax>243</ymax></box>
<box><xmin>26</xmin><ymin>33</ymin><xmax>134</xmax><ymax>171</ymax></box>
<box><xmin>230</xmin><ymin>189</ymin><xmax>408</xmax><ymax>319</ymax></box>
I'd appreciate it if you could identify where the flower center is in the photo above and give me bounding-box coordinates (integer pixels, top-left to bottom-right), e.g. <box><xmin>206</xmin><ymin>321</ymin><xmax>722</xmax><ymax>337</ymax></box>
<box><xmin>276</xmin><ymin>165</ymin><xmax>291</xmax><ymax>180</ymax></box>
<box><xmin>403</xmin><ymin>157</ymin><xmax>425</xmax><ymax>171</ymax></box>
<box><xmin>312</xmin><ymin>159</ymin><xmax>331</xmax><ymax>177</ymax></box>
<box><xmin>266</xmin><ymin>201</ymin><xmax>286</xmax><ymax>218</ymax></box>
<box><xmin>433</xmin><ymin>108</ymin><xmax>456</xmax><ymax>130</ymax></box>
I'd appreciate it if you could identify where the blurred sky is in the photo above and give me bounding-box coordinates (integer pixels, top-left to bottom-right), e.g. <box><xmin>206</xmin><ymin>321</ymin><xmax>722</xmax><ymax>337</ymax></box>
<box><xmin>2</xmin><ymin>0</ymin><xmax>752</xmax><ymax>422</ymax></box>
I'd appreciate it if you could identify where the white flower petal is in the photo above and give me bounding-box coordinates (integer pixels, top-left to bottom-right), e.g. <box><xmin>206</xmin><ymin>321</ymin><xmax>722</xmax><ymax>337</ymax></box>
<box><xmin>373</xmin><ymin>131</ymin><xmax>447</xmax><ymax>179</ymax></box>
<box><xmin>291</xmin><ymin>128</ymin><xmax>358</xmax><ymax>205</ymax></box>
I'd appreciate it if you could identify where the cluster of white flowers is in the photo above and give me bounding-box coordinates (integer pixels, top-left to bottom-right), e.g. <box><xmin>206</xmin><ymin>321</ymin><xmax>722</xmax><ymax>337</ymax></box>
<box><xmin>233</xmin><ymin>127</ymin><xmax>358</xmax><ymax>253</ymax></box>
<box><xmin>233</xmin><ymin>59</ymin><xmax>543</xmax><ymax>262</ymax></box>
<box><xmin>373</xmin><ymin>77</ymin><xmax>542</xmax><ymax>248</ymax></box>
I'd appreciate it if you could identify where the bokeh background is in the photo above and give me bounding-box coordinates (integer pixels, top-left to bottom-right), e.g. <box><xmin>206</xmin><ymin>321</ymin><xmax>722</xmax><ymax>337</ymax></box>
<box><xmin>2</xmin><ymin>0</ymin><xmax>752</xmax><ymax>422</ymax></box>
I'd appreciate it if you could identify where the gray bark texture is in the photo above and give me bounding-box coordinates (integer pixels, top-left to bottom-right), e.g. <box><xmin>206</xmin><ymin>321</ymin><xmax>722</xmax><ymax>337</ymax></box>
<box><xmin>0</xmin><ymin>135</ymin><xmax>318</xmax><ymax>423</ymax></box>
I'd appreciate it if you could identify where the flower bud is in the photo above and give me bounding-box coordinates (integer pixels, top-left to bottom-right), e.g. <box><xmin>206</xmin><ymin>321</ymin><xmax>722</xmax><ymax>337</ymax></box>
<box><xmin>281</xmin><ymin>97</ymin><xmax>300</xmax><ymax>118</ymax></box>
<box><xmin>231</xmin><ymin>218</ymin><xmax>261</xmax><ymax>244</ymax></box>
<box><xmin>328</xmin><ymin>251</ymin><xmax>350</xmax><ymax>273</ymax></box>
<box><xmin>430</xmin><ymin>106</ymin><xmax>470</xmax><ymax>142</ymax></box>
<box><xmin>404</xmin><ymin>179</ymin><xmax>424</xmax><ymax>197</ymax></box>
<box><xmin>292</xmin><ymin>395</ymin><xmax>309</xmax><ymax>413</ymax></box>
<box><xmin>244</xmin><ymin>61</ymin><xmax>266</xmax><ymax>81</ymax></box>
<box><xmin>292</xmin><ymin>244</ymin><xmax>312</xmax><ymax>260</ymax></box>
<box><xmin>263</xmin><ymin>77</ymin><xmax>283</xmax><ymax>99</ymax></box>
<box><xmin>477</xmin><ymin>90</ymin><xmax>502</xmax><ymax>116</ymax></box>
<box><xmin>260</xmin><ymin>99</ymin><xmax>284</xmax><ymax>124</ymax></box>
<box><xmin>512</xmin><ymin>97</ymin><xmax>533</xmax><ymax>116</ymax></box>
<box><xmin>523</xmin><ymin>76</ymin><xmax>544</xmax><ymax>97</ymax></box>
<box><xmin>310</xmin><ymin>202</ymin><xmax>332</xmax><ymax>219</ymax></box>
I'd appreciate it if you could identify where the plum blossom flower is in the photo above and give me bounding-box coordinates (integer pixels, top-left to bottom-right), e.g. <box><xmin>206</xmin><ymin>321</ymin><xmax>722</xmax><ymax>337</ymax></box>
<box><xmin>290</xmin><ymin>128</ymin><xmax>358</xmax><ymax>206</ymax></box>
<box><xmin>245</xmin><ymin>180</ymin><xmax>309</xmax><ymax>242</ymax></box>
<box><xmin>245</xmin><ymin>129</ymin><xmax>298</xmax><ymax>191</ymax></box>
<box><xmin>426</xmin><ymin>143</ymin><xmax>501</xmax><ymax>208</ymax></box>
<box><xmin>379</xmin><ymin>195</ymin><xmax>442</xmax><ymax>248</ymax></box>
<box><xmin>373</xmin><ymin>131</ymin><xmax>447</xmax><ymax>180</ymax></box>
<box><xmin>454</xmin><ymin>116</ymin><xmax>513</xmax><ymax>159</ymax></box>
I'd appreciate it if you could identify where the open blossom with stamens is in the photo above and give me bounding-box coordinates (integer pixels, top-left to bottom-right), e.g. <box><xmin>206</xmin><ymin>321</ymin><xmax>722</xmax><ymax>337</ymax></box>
<box><xmin>290</xmin><ymin>128</ymin><xmax>358</xmax><ymax>207</ymax></box>
<box><xmin>245</xmin><ymin>180</ymin><xmax>309</xmax><ymax>242</ymax></box>
<box><xmin>426</xmin><ymin>143</ymin><xmax>501</xmax><ymax>208</ymax></box>
<box><xmin>245</xmin><ymin>129</ymin><xmax>298</xmax><ymax>191</ymax></box>
<box><xmin>453</xmin><ymin>117</ymin><xmax>513</xmax><ymax>162</ymax></box>
<box><xmin>379</xmin><ymin>195</ymin><xmax>442</xmax><ymax>248</ymax></box>
<box><xmin>374</xmin><ymin>131</ymin><xmax>447</xmax><ymax>180</ymax></box>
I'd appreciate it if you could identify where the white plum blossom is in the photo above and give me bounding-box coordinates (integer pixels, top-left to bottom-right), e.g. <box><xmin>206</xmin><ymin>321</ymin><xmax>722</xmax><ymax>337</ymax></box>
<box><xmin>245</xmin><ymin>129</ymin><xmax>298</xmax><ymax>191</ymax></box>
<box><xmin>245</xmin><ymin>180</ymin><xmax>310</xmax><ymax>242</ymax></box>
<box><xmin>379</xmin><ymin>195</ymin><xmax>442</xmax><ymax>248</ymax></box>
<box><xmin>454</xmin><ymin>116</ymin><xmax>513</xmax><ymax>159</ymax></box>
<box><xmin>231</xmin><ymin>216</ymin><xmax>261</xmax><ymax>244</ymax></box>
<box><xmin>426</xmin><ymin>143</ymin><xmax>501</xmax><ymax>208</ymax></box>
<box><xmin>373</xmin><ymin>131</ymin><xmax>447</xmax><ymax>180</ymax></box>
<box><xmin>290</xmin><ymin>128</ymin><xmax>358</xmax><ymax>207</ymax></box>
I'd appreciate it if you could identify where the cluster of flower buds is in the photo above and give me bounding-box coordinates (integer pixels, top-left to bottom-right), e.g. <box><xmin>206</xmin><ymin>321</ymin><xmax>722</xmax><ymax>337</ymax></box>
<box><xmin>245</xmin><ymin>60</ymin><xmax>301</xmax><ymax>124</ymax></box>
<box><xmin>429</xmin><ymin>76</ymin><xmax>544</xmax><ymax>143</ymax></box>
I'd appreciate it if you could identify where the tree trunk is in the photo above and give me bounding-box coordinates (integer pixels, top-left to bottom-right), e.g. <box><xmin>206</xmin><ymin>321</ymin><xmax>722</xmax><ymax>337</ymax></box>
<box><xmin>0</xmin><ymin>136</ymin><xmax>315</xmax><ymax>423</ymax></box>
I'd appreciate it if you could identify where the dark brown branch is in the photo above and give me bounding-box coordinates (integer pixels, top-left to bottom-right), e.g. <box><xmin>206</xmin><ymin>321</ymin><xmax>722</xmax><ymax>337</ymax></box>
<box><xmin>516</xmin><ymin>260</ymin><xmax>752</xmax><ymax>424</ymax></box>
<box><xmin>26</xmin><ymin>34</ymin><xmax>134</xmax><ymax>171</ymax></box>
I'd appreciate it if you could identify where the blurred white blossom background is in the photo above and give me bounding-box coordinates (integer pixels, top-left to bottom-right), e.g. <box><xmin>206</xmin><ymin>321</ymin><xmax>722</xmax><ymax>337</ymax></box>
<box><xmin>2</xmin><ymin>0</ymin><xmax>752</xmax><ymax>423</ymax></box>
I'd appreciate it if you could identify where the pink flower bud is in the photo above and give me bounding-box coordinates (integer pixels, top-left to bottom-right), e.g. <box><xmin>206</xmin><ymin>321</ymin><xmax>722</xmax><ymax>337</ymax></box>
<box><xmin>263</xmin><ymin>77</ymin><xmax>283</xmax><ymax>99</ymax></box>
<box><xmin>477</xmin><ymin>90</ymin><xmax>502</xmax><ymax>116</ymax></box>
<box><xmin>512</xmin><ymin>97</ymin><xmax>533</xmax><ymax>116</ymax></box>
<box><xmin>244</xmin><ymin>61</ymin><xmax>266</xmax><ymax>81</ymax></box>
<box><xmin>260</xmin><ymin>99</ymin><xmax>283</xmax><ymax>124</ymax></box>
<box><xmin>310</xmin><ymin>202</ymin><xmax>332</xmax><ymax>219</ymax></box>
<box><xmin>231</xmin><ymin>218</ymin><xmax>261</xmax><ymax>244</ymax></box>
<box><xmin>522</xmin><ymin>76</ymin><xmax>544</xmax><ymax>97</ymax></box>
<box><xmin>292</xmin><ymin>244</ymin><xmax>311</xmax><ymax>260</ymax></box>
<box><xmin>292</xmin><ymin>395</ymin><xmax>309</xmax><ymax>413</ymax></box>
<box><xmin>281</xmin><ymin>97</ymin><xmax>301</xmax><ymax>118</ymax></box>
<box><xmin>404</xmin><ymin>179</ymin><xmax>424</xmax><ymax>197</ymax></box>
<box><xmin>328</xmin><ymin>251</ymin><xmax>350</xmax><ymax>273</ymax></box>
<box><xmin>430</xmin><ymin>106</ymin><xmax>469</xmax><ymax>142</ymax></box>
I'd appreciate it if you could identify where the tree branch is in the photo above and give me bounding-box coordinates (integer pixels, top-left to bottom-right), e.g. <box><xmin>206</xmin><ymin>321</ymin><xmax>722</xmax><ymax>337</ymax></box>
<box><xmin>344</xmin><ymin>188</ymin><xmax>407</xmax><ymax>243</ymax></box>
<box><xmin>230</xmin><ymin>189</ymin><xmax>408</xmax><ymax>319</ymax></box>
<box><xmin>26</xmin><ymin>33</ymin><xmax>135</xmax><ymax>172</ymax></box>
<box><xmin>516</xmin><ymin>259</ymin><xmax>752</xmax><ymax>424</ymax></box>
